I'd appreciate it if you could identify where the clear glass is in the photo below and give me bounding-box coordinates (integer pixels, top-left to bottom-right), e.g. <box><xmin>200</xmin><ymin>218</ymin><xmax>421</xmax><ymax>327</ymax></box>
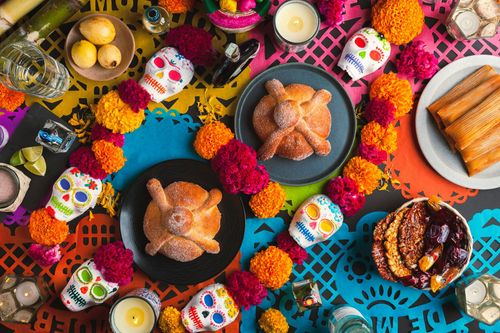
<box><xmin>35</xmin><ymin>119</ymin><xmax>76</xmax><ymax>153</ymax></box>
<box><xmin>0</xmin><ymin>275</ymin><xmax>48</xmax><ymax>324</ymax></box>
<box><xmin>142</xmin><ymin>6</ymin><xmax>170</xmax><ymax>35</ymax></box>
<box><xmin>456</xmin><ymin>274</ymin><xmax>500</xmax><ymax>325</ymax></box>
<box><xmin>292</xmin><ymin>279</ymin><xmax>322</xmax><ymax>312</ymax></box>
<box><xmin>446</xmin><ymin>0</ymin><xmax>500</xmax><ymax>40</ymax></box>
<box><xmin>329</xmin><ymin>306</ymin><xmax>373</xmax><ymax>333</ymax></box>
<box><xmin>0</xmin><ymin>40</ymin><xmax>70</xmax><ymax>99</ymax></box>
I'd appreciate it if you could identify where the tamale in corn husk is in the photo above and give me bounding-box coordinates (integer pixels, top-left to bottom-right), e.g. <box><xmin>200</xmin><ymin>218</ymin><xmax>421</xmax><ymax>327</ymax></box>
<box><xmin>445</xmin><ymin>88</ymin><xmax>500</xmax><ymax>151</ymax></box>
<box><xmin>428</xmin><ymin>65</ymin><xmax>496</xmax><ymax>113</ymax></box>
<box><xmin>459</xmin><ymin>124</ymin><xmax>500</xmax><ymax>163</ymax></box>
<box><xmin>438</xmin><ymin>75</ymin><xmax>500</xmax><ymax>126</ymax></box>
<box><xmin>465</xmin><ymin>147</ymin><xmax>500</xmax><ymax>176</ymax></box>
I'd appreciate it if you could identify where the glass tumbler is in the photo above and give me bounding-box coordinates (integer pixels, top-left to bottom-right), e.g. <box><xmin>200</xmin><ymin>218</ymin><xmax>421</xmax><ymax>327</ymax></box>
<box><xmin>0</xmin><ymin>40</ymin><xmax>70</xmax><ymax>99</ymax></box>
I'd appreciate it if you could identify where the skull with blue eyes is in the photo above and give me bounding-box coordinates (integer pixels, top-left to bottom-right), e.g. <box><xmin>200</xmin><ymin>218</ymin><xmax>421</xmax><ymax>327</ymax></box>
<box><xmin>181</xmin><ymin>283</ymin><xmax>239</xmax><ymax>332</ymax></box>
<box><xmin>45</xmin><ymin>167</ymin><xmax>102</xmax><ymax>222</ymax></box>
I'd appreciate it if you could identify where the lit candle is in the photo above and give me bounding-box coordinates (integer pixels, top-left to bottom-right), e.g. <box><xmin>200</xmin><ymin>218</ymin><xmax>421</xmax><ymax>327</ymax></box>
<box><xmin>273</xmin><ymin>0</ymin><xmax>320</xmax><ymax>52</ymax></box>
<box><xmin>14</xmin><ymin>281</ymin><xmax>40</xmax><ymax>307</ymax></box>
<box><xmin>455</xmin><ymin>10</ymin><xmax>480</xmax><ymax>36</ymax></box>
<box><xmin>110</xmin><ymin>297</ymin><xmax>155</xmax><ymax>333</ymax></box>
<box><xmin>465</xmin><ymin>280</ymin><xmax>487</xmax><ymax>305</ymax></box>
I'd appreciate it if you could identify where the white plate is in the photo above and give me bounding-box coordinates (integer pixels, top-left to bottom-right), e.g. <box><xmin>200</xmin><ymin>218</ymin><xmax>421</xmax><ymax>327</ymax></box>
<box><xmin>416</xmin><ymin>55</ymin><xmax>500</xmax><ymax>190</ymax></box>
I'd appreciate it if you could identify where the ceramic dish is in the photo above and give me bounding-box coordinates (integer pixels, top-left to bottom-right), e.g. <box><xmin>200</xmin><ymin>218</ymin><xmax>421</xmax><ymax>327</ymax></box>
<box><xmin>65</xmin><ymin>14</ymin><xmax>135</xmax><ymax>81</ymax></box>
<box><xmin>396</xmin><ymin>197</ymin><xmax>472</xmax><ymax>290</ymax></box>
<box><xmin>416</xmin><ymin>55</ymin><xmax>500</xmax><ymax>189</ymax></box>
<box><xmin>235</xmin><ymin>63</ymin><xmax>356</xmax><ymax>186</ymax></box>
<box><xmin>119</xmin><ymin>159</ymin><xmax>245</xmax><ymax>285</ymax></box>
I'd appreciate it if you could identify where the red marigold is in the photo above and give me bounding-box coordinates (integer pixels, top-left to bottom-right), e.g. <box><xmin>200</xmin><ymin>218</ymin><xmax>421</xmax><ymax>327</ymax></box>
<box><xmin>165</xmin><ymin>25</ymin><xmax>215</xmax><ymax>66</ymax></box>
<box><xmin>226</xmin><ymin>271</ymin><xmax>267</xmax><ymax>310</ymax></box>
<box><xmin>93</xmin><ymin>241</ymin><xmax>134</xmax><ymax>286</ymax></box>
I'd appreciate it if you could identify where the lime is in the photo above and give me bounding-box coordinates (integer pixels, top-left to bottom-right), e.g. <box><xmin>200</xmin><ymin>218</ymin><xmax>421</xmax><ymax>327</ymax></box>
<box><xmin>24</xmin><ymin>155</ymin><xmax>46</xmax><ymax>176</ymax></box>
<box><xmin>21</xmin><ymin>146</ymin><xmax>43</xmax><ymax>163</ymax></box>
<box><xmin>9</xmin><ymin>150</ymin><xmax>26</xmax><ymax>166</ymax></box>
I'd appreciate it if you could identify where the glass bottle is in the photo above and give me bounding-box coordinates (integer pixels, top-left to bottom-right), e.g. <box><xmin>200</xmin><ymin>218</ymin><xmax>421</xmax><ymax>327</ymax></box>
<box><xmin>142</xmin><ymin>6</ymin><xmax>170</xmax><ymax>35</ymax></box>
<box><xmin>456</xmin><ymin>274</ymin><xmax>499</xmax><ymax>325</ymax></box>
<box><xmin>329</xmin><ymin>305</ymin><xmax>373</xmax><ymax>333</ymax></box>
<box><xmin>446</xmin><ymin>0</ymin><xmax>500</xmax><ymax>40</ymax></box>
<box><xmin>0</xmin><ymin>40</ymin><xmax>69</xmax><ymax>99</ymax></box>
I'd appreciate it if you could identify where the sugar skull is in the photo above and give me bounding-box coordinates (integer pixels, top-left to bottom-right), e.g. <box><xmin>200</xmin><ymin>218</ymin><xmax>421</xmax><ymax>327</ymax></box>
<box><xmin>60</xmin><ymin>259</ymin><xmax>118</xmax><ymax>312</ymax></box>
<box><xmin>337</xmin><ymin>28</ymin><xmax>391</xmax><ymax>81</ymax></box>
<box><xmin>45</xmin><ymin>167</ymin><xmax>101</xmax><ymax>222</ymax></box>
<box><xmin>139</xmin><ymin>47</ymin><xmax>194</xmax><ymax>103</ymax></box>
<box><xmin>181</xmin><ymin>283</ymin><xmax>239</xmax><ymax>332</ymax></box>
<box><xmin>289</xmin><ymin>195</ymin><xmax>343</xmax><ymax>248</ymax></box>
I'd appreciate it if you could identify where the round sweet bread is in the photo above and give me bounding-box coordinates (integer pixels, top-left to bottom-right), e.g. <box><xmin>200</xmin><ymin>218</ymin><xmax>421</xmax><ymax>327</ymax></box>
<box><xmin>252</xmin><ymin>80</ymin><xmax>332</xmax><ymax>161</ymax></box>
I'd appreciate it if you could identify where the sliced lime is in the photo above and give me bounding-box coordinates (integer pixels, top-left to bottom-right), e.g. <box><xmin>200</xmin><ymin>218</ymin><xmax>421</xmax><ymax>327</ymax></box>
<box><xmin>24</xmin><ymin>155</ymin><xmax>46</xmax><ymax>176</ymax></box>
<box><xmin>9</xmin><ymin>150</ymin><xmax>26</xmax><ymax>166</ymax></box>
<box><xmin>21</xmin><ymin>146</ymin><xmax>43</xmax><ymax>163</ymax></box>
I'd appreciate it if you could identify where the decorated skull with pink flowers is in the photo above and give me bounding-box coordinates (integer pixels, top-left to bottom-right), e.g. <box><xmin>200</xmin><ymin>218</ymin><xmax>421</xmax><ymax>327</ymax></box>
<box><xmin>181</xmin><ymin>283</ymin><xmax>239</xmax><ymax>332</ymax></box>
<box><xmin>139</xmin><ymin>47</ymin><xmax>194</xmax><ymax>102</ymax></box>
<box><xmin>338</xmin><ymin>28</ymin><xmax>391</xmax><ymax>81</ymax></box>
<box><xmin>45</xmin><ymin>167</ymin><xmax>101</xmax><ymax>222</ymax></box>
<box><xmin>60</xmin><ymin>259</ymin><xmax>118</xmax><ymax>312</ymax></box>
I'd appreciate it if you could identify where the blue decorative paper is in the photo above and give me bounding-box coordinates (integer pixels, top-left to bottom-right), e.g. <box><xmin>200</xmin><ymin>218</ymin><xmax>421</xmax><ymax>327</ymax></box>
<box><xmin>110</xmin><ymin>107</ymin><xmax>200</xmax><ymax>191</ymax></box>
<box><xmin>240</xmin><ymin>210</ymin><xmax>500</xmax><ymax>333</ymax></box>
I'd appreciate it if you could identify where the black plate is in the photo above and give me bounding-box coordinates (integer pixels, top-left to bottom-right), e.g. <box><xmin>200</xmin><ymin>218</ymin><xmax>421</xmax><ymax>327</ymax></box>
<box><xmin>119</xmin><ymin>159</ymin><xmax>245</xmax><ymax>285</ymax></box>
<box><xmin>235</xmin><ymin>63</ymin><xmax>356</xmax><ymax>185</ymax></box>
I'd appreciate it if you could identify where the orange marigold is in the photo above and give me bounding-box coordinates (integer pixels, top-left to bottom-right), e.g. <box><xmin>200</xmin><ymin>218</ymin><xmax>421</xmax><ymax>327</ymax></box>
<box><xmin>29</xmin><ymin>208</ymin><xmax>69</xmax><ymax>246</ymax></box>
<box><xmin>249</xmin><ymin>182</ymin><xmax>286</xmax><ymax>218</ymax></box>
<box><xmin>94</xmin><ymin>90</ymin><xmax>145</xmax><ymax>134</ymax></box>
<box><xmin>343</xmin><ymin>157</ymin><xmax>382</xmax><ymax>195</ymax></box>
<box><xmin>158</xmin><ymin>306</ymin><xmax>185</xmax><ymax>333</ymax></box>
<box><xmin>159</xmin><ymin>0</ymin><xmax>194</xmax><ymax>14</ymax></box>
<box><xmin>370</xmin><ymin>73</ymin><xmax>413</xmax><ymax>118</ymax></box>
<box><xmin>0</xmin><ymin>83</ymin><xmax>25</xmax><ymax>112</ymax></box>
<box><xmin>250</xmin><ymin>246</ymin><xmax>292</xmax><ymax>290</ymax></box>
<box><xmin>361</xmin><ymin>121</ymin><xmax>398</xmax><ymax>154</ymax></box>
<box><xmin>258</xmin><ymin>308</ymin><xmax>289</xmax><ymax>333</ymax></box>
<box><xmin>92</xmin><ymin>140</ymin><xmax>126</xmax><ymax>174</ymax></box>
<box><xmin>193</xmin><ymin>121</ymin><xmax>234</xmax><ymax>159</ymax></box>
<box><xmin>372</xmin><ymin>0</ymin><xmax>424</xmax><ymax>45</ymax></box>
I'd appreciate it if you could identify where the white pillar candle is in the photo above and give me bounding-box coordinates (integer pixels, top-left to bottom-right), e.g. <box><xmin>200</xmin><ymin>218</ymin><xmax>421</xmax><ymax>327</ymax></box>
<box><xmin>465</xmin><ymin>280</ymin><xmax>487</xmax><ymax>305</ymax></box>
<box><xmin>110</xmin><ymin>297</ymin><xmax>155</xmax><ymax>333</ymax></box>
<box><xmin>14</xmin><ymin>281</ymin><xmax>40</xmax><ymax>306</ymax></box>
<box><xmin>274</xmin><ymin>0</ymin><xmax>319</xmax><ymax>44</ymax></box>
<box><xmin>455</xmin><ymin>10</ymin><xmax>480</xmax><ymax>36</ymax></box>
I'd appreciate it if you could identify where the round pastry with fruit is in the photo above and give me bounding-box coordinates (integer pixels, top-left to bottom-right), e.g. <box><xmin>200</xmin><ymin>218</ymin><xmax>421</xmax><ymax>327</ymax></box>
<box><xmin>371</xmin><ymin>197</ymin><xmax>472</xmax><ymax>292</ymax></box>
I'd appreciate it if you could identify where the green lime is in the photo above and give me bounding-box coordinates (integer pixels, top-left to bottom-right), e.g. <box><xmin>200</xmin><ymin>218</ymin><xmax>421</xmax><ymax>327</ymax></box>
<box><xmin>9</xmin><ymin>150</ymin><xmax>26</xmax><ymax>166</ymax></box>
<box><xmin>21</xmin><ymin>146</ymin><xmax>43</xmax><ymax>163</ymax></box>
<box><xmin>24</xmin><ymin>155</ymin><xmax>46</xmax><ymax>176</ymax></box>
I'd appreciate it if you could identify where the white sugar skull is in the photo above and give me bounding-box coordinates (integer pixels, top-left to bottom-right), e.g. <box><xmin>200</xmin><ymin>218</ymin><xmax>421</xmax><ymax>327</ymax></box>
<box><xmin>45</xmin><ymin>167</ymin><xmax>101</xmax><ymax>222</ymax></box>
<box><xmin>338</xmin><ymin>28</ymin><xmax>391</xmax><ymax>81</ymax></box>
<box><xmin>181</xmin><ymin>283</ymin><xmax>239</xmax><ymax>332</ymax></box>
<box><xmin>60</xmin><ymin>259</ymin><xmax>118</xmax><ymax>312</ymax></box>
<box><xmin>289</xmin><ymin>195</ymin><xmax>343</xmax><ymax>248</ymax></box>
<box><xmin>139</xmin><ymin>47</ymin><xmax>194</xmax><ymax>103</ymax></box>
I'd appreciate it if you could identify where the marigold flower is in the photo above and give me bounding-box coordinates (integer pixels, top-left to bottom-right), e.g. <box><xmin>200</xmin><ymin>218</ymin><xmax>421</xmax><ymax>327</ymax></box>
<box><xmin>0</xmin><ymin>84</ymin><xmax>24</xmax><ymax>112</ymax></box>
<box><xmin>250</xmin><ymin>246</ymin><xmax>292</xmax><ymax>290</ymax></box>
<box><xmin>372</xmin><ymin>0</ymin><xmax>424</xmax><ymax>45</ymax></box>
<box><xmin>29</xmin><ymin>208</ymin><xmax>69</xmax><ymax>246</ymax></box>
<box><xmin>159</xmin><ymin>0</ymin><xmax>194</xmax><ymax>14</ymax></box>
<box><xmin>361</xmin><ymin>121</ymin><xmax>398</xmax><ymax>154</ymax></box>
<box><xmin>249</xmin><ymin>182</ymin><xmax>286</xmax><ymax>218</ymax></box>
<box><xmin>343</xmin><ymin>157</ymin><xmax>383</xmax><ymax>195</ymax></box>
<box><xmin>397</xmin><ymin>40</ymin><xmax>439</xmax><ymax>79</ymax></box>
<box><xmin>364</xmin><ymin>98</ymin><xmax>396</xmax><ymax>127</ymax></box>
<box><xmin>158</xmin><ymin>306</ymin><xmax>185</xmax><ymax>333</ymax></box>
<box><xmin>193</xmin><ymin>121</ymin><xmax>234</xmax><ymax>160</ymax></box>
<box><xmin>94</xmin><ymin>90</ymin><xmax>145</xmax><ymax>134</ymax></box>
<box><xmin>370</xmin><ymin>73</ymin><xmax>413</xmax><ymax>118</ymax></box>
<box><xmin>92</xmin><ymin>140</ymin><xmax>126</xmax><ymax>174</ymax></box>
<box><xmin>258</xmin><ymin>308</ymin><xmax>289</xmax><ymax>333</ymax></box>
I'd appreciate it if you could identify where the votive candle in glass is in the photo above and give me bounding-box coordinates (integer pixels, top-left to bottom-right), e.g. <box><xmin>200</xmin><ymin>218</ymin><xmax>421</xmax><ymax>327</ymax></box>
<box><xmin>273</xmin><ymin>0</ymin><xmax>320</xmax><ymax>53</ymax></box>
<box><xmin>109</xmin><ymin>289</ymin><xmax>161</xmax><ymax>333</ymax></box>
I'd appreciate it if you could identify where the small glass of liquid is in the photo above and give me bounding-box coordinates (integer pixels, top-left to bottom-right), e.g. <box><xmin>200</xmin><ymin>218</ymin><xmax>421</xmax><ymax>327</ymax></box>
<box><xmin>35</xmin><ymin>119</ymin><xmax>76</xmax><ymax>153</ymax></box>
<box><xmin>0</xmin><ymin>40</ymin><xmax>69</xmax><ymax>99</ymax></box>
<box><xmin>142</xmin><ymin>6</ymin><xmax>171</xmax><ymax>35</ymax></box>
